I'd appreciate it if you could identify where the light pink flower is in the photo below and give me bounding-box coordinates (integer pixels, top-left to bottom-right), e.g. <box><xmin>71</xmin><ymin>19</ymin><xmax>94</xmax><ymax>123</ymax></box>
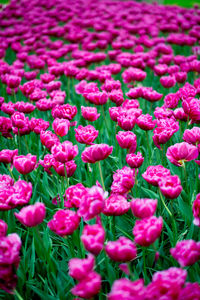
<box><xmin>52</xmin><ymin>118</ymin><xmax>70</xmax><ymax>137</ymax></box>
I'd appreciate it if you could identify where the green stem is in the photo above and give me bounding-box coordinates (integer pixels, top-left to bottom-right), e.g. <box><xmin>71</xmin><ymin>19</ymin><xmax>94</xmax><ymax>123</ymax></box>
<box><xmin>142</xmin><ymin>248</ymin><xmax>147</xmax><ymax>285</ymax></box>
<box><xmin>158</xmin><ymin>188</ymin><xmax>172</xmax><ymax>217</ymax></box>
<box><xmin>101</xmin><ymin>105</ymin><xmax>109</xmax><ymax>134</ymax></box>
<box><xmin>134</xmin><ymin>168</ymin><xmax>138</xmax><ymax>197</ymax></box>
<box><xmin>182</xmin><ymin>162</ymin><xmax>189</xmax><ymax>196</ymax></box>
<box><xmin>98</xmin><ymin>161</ymin><xmax>105</xmax><ymax>191</ymax></box>
<box><xmin>13</xmin><ymin>90</ymin><xmax>17</xmax><ymax>103</ymax></box>
<box><xmin>145</xmin><ymin>131</ymin><xmax>151</xmax><ymax>159</ymax></box>
<box><xmin>14</xmin><ymin>290</ymin><xmax>24</xmax><ymax>300</ymax></box>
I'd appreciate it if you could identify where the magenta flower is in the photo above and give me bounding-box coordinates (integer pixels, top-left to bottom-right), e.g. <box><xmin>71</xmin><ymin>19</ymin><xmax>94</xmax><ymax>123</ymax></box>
<box><xmin>40</xmin><ymin>130</ymin><xmax>60</xmax><ymax>151</ymax></box>
<box><xmin>0</xmin><ymin>220</ymin><xmax>8</xmax><ymax>237</ymax></box>
<box><xmin>109</xmin><ymin>107</ymin><xmax>122</xmax><ymax>122</ymax></box>
<box><xmin>15</xmin><ymin>101</ymin><xmax>35</xmax><ymax>114</ymax></box>
<box><xmin>178</xmin><ymin>282</ymin><xmax>200</xmax><ymax>300</ymax></box>
<box><xmin>126</xmin><ymin>152</ymin><xmax>144</xmax><ymax>168</ymax></box>
<box><xmin>81</xmin><ymin>144</ymin><xmax>113</xmax><ymax>163</ymax></box>
<box><xmin>78</xmin><ymin>186</ymin><xmax>106</xmax><ymax>221</ymax></box>
<box><xmin>52</xmin><ymin>160</ymin><xmax>77</xmax><ymax>177</ymax></box>
<box><xmin>52</xmin><ymin>104</ymin><xmax>77</xmax><ymax>120</ymax></box>
<box><xmin>75</xmin><ymin>125</ymin><xmax>99</xmax><ymax>145</ymax></box>
<box><xmin>164</xmin><ymin>92</ymin><xmax>180</xmax><ymax>109</ymax></box>
<box><xmin>52</xmin><ymin>118</ymin><xmax>70</xmax><ymax>137</ymax></box>
<box><xmin>39</xmin><ymin>154</ymin><xmax>56</xmax><ymax>175</ymax></box>
<box><xmin>170</xmin><ymin>240</ymin><xmax>200</xmax><ymax>267</ymax></box>
<box><xmin>122</xmin><ymin>67</ymin><xmax>146</xmax><ymax>84</ymax></box>
<box><xmin>108</xmin><ymin>278</ymin><xmax>145</xmax><ymax>300</ymax></box>
<box><xmin>111</xmin><ymin>166</ymin><xmax>135</xmax><ymax>195</ymax></box>
<box><xmin>133</xmin><ymin>216</ymin><xmax>163</xmax><ymax>247</ymax></box>
<box><xmin>130</xmin><ymin>198</ymin><xmax>157</xmax><ymax>219</ymax></box>
<box><xmin>14</xmin><ymin>202</ymin><xmax>46</xmax><ymax>227</ymax></box>
<box><xmin>105</xmin><ymin>237</ymin><xmax>137</xmax><ymax>262</ymax></box>
<box><xmin>81</xmin><ymin>224</ymin><xmax>105</xmax><ymax>255</ymax></box>
<box><xmin>193</xmin><ymin>193</ymin><xmax>200</xmax><ymax>226</ymax></box>
<box><xmin>11</xmin><ymin>112</ymin><xmax>28</xmax><ymax>129</ymax></box>
<box><xmin>116</xmin><ymin>131</ymin><xmax>137</xmax><ymax>153</ymax></box>
<box><xmin>142</xmin><ymin>165</ymin><xmax>171</xmax><ymax>186</ymax></box>
<box><xmin>71</xmin><ymin>271</ymin><xmax>101</xmax><ymax>299</ymax></box>
<box><xmin>0</xmin><ymin>149</ymin><xmax>18</xmax><ymax>164</ymax></box>
<box><xmin>117</xmin><ymin>110</ymin><xmax>136</xmax><ymax>131</ymax></box>
<box><xmin>6</xmin><ymin>75</ymin><xmax>21</xmax><ymax>89</ymax></box>
<box><xmin>64</xmin><ymin>183</ymin><xmax>87</xmax><ymax>208</ymax></box>
<box><xmin>160</xmin><ymin>75</ymin><xmax>176</xmax><ymax>88</ymax></box>
<box><xmin>13</xmin><ymin>154</ymin><xmax>37</xmax><ymax>175</ymax></box>
<box><xmin>158</xmin><ymin>175</ymin><xmax>182</xmax><ymax>199</ymax></box>
<box><xmin>81</xmin><ymin>106</ymin><xmax>100</xmax><ymax>122</ymax></box>
<box><xmin>103</xmin><ymin>194</ymin><xmax>130</xmax><ymax>216</ymax></box>
<box><xmin>48</xmin><ymin>209</ymin><xmax>80</xmax><ymax>237</ymax></box>
<box><xmin>51</xmin><ymin>141</ymin><xmax>78</xmax><ymax>163</ymax></box>
<box><xmin>183</xmin><ymin>127</ymin><xmax>200</xmax><ymax>146</ymax></box>
<box><xmin>136</xmin><ymin>114</ymin><xmax>156</xmax><ymax>131</ymax></box>
<box><xmin>69</xmin><ymin>254</ymin><xmax>95</xmax><ymax>281</ymax></box>
<box><xmin>166</xmin><ymin>142</ymin><xmax>199</xmax><ymax>166</ymax></box>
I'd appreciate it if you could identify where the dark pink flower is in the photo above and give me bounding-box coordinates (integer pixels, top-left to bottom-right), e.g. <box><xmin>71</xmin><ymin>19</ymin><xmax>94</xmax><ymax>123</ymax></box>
<box><xmin>166</xmin><ymin>142</ymin><xmax>199</xmax><ymax>166</ymax></box>
<box><xmin>75</xmin><ymin>125</ymin><xmax>98</xmax><ymax>145</ymax></box>
<box><xmin>142</xmin><ymin>165</ymin><xmax>171</xmax><ymax>186</ymax></box>
<box><xmin>69</xmin><ymin>254</ymin><xmax>95</xmax><ymax>281</ymax></box>
<box><xmin>117</xmin><ymin>110</ymin><xmax>136</xmax><ymax>131</ymax></box>
<box><xmin>0</xmin><ymin>149</ymin><xmax>18</xmax><ymax>164</ymax></box>
<box><xmin>111</xmin><ymin>166</ymin><xmax>135</xmax><ymax>195</ymax></box>
<box><xmin>14</xmin><ymin>202</ymin><xmax>46</xmax><ymax>227</ymax></box>
<box><xmin>51</xmin><ymin>141</ymin><xmax>78</xmax><ymax>163</ymax></box>
<box><xmin>103</xmin><ymin>194</ymin><xmax>130</xmax><ymax>216</ymax></box>
<box><xmin>0</xmin><ymin>220</ymin><xmax>8</xmax><ymax>237</ymax></box>
<box><xmin>81</xmin><ymin>224</ymin><xmax>105</xmax><ymax>255</ymax></box>
<box><xmin>133</xmin><ymin>216</ymin><xmax>163</xmax><ymax>246</ymax></box>
<box><xmin>193</xmin><ymin>193</ymin><xmax>200</xmax><ymax>226</ymax></box>
<box><xmin>64</xmin><ymin>183</ymin><xmax>87</xmax><ymax>208</ymax></box>
<box><xmin>71</xmin><ymin>271</ymin><xmax>101</xmax><ymax>299</ymax></box>
<box><xmin>52</xmin><ymin>160</ymin><xmax>77</xmax><ymax>177</ymax></box>
<box><xmin>126</xmin><ymin>152</ymin><xmax>144</xmax><ymax>168</ymax></box>
<box><xmin>52</xmin><ymin>118</ymin><xmax>70</xmax><ymax>137</ymax></box>
<box><xmin>48</xmin><ymin>209</ymin><xmax>80</xmax><ymax>236</ymax></box>
<box><xmin>178</xmin><ymin>282</ymin><xmax>200</xmax><ymax>300</ymax></box>
<box><xmin>81</xmin><ymin>106</ymin><xmax>100</xmax><ymax>122</ymax></box>
<box><xmin>40</xmin><ymin>130</ymin><xmax>60</xmax><ymax>151</ymax></box>
<box><xmin>81</xmin><ymin>144</ymin><xmax>113</xmax><ymax>163</ymax></box>
<box><xmin>170</xmin><ymin>239</ymin><xmax>200</xmax><ymax>267</ymax></box>
<box><xmin>30</xmin><ymin>118</ymin><xmax>49</xmax><ymax>135</ymax></box>
<box><xmin>136</xmin><ymin>114</ymin><xmax>156</xmax><ymax>131</ymax></box>
<box><xmin>130</xmin><ymin>198</ymin><xmax>157</xmax><ymax>219</ymax></box>
<box><xmin>13</xmin><ymin>154</ymin><xmax>37</xmax><ymax>175</ymax></box>
<box><xmin>183</xmin><ymin>127</ymin><xmax>200</xmax><ymax>146</ymax></box>
<box><xmin>105</xmin><ymin>237</ymin><xmax>137</xmax><ymax>262</ymax></box>
<box><xmin>158</xmin><ymin>175</ymin><xmax>182</xmax><ymax>199</ymax></box>
<box><xmin>116</xmin><ymin>131</ymin><xmax>137</xmax><ymax>153</ymax></box>
<box><xmin>160</xmin><ymin>75</ymin><xmax>176</xmax><ymax>88</ymax></box>
<box><xmin>108</xmin><ymin>278</ymin><xmax>145</xmax><ymax>300</ymax></box>
<box><xmin>52</xmin><ymin>104</ymin><xmax>77</xmax><ymax>120</ymax></box>
<box><xmin>164</xmin><ymin>92</ymin><xmax>180</xmax><ymax>109</ymax></box>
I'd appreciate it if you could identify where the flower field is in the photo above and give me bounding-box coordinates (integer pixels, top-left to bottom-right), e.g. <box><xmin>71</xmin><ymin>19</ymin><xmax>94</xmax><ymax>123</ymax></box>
<box><xmin>0</xmin><ymin>0</ymin><xmax>200</xmax><ymax>299</ymax></box>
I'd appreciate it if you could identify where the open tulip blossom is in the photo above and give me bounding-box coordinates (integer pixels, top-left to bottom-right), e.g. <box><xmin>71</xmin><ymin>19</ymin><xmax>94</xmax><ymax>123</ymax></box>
<box><xmin>0</xmin><ymin>0</ymin><xmax>200</xmax><ymax>297</ymax></box>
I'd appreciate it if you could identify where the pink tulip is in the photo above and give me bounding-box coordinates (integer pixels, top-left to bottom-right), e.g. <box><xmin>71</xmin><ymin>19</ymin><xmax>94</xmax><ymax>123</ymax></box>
<box><xmin>48</xmin><ymin>209</ymin><xmax>80</xmax><ymax>237</ymax></box>
<box><xmin>183</xmin><ymin>127</ymin><xmax>200</xmax><ymax>146</ymax></box>
<box><xmin>158</xmin><ymin>175</ymin><xmax>182</xmax><ymax>199</ymax></box>
<box><xmin>13</xmin><ymin>154</ymin><xmax>37</xmax><ymax>175</ymax></box>
<box><xmin>30</xmin><ymin>118</ymin><xmax>49</xmax><ymax>134</ymax></box>
<box><xmin>69</xmin><ymin>254</ymin><xmax>95</xmax><ymax>280</ymax></box>
<box><xmin>81</xmin><ymin>144</ymin><xmax>113</xmax><ymax>163</ymax></box>
<box><xmin>64</xmin><ymin>183</ymin><xmax>87</xmax><ymax>208</ymax></box>
<box><xmin>52</xmin><ymin>104</ymin><xmax>77</xmax><ymax>120</ymax></box>
<box><xmin>117</xmin><ymin>110</ymin><xmax>136</xmax><ymax>131</ymax></box>
<box><xmin>0</xmin><ymin>149</ymin><xmax>18</xmax><ymax>164</ymax></box>
<box><xmin>109</xmin><ymin>107</ymin><xmax>122</xmax><ymax>122</ymax></box>
<box><xmin>126</xmin><ymin>152</ymin><xmax>144</xmax><ymax>168</ymax></box>
<box><xmin>103</xmin><ymin>194</ymin><xmax>130</xmax><ymax>216</ymax></box>
<box><xmin>130</xmin><ymin>198</ymin><xmax>157</xmax><ymax>219</ymax></box>
<box><xmin>51</xmin><ymin>141</ymin><xmax>78</xmax><ymax>163</ymax></box>
<box><xmin>166</xmin><ymin>142</ymin><xmax>199</xmax><ymax>166</ymax></box>
<box><xmin>0</xmin><ymin>220</ymin><xmax>8</xmax><ymax>237</ymax></box>
<box><xmin>142</xmin><ymin>165</ymin><xmax>171</xmax><ymax>186</ymax></box>
<box><xmin>75</xmin><ymin>125</ymin><xmax>99</xmax><ymax>145</ymax></box>
<box><xmin>105</xmin><ymin>237</ymin><xmax>137</xmax><ymax>262</ymax></box>
<box><xmin>133</xmin><ymin>216</ymin><xmax>163</xmax><ymax>247</ymax></box>
<box><xmin>15</xmin><ymin>101</ymin><xmax>35</xmax><ymax>114</ymax></box>
<box><xmin>14</xmin><ymin>202</ymin><xmax>46</xmax><ymax>227</ymax></box>
<box><xmin>108</xmin><ymin>278</ymin><xmax>145</xmax><ymax>300</ymax></box>
<box><xmin>81</xmin><ymin>224</ymin><xmax>105</xmax><ymax>255</ymax></box>
<box><xmin>116</xmin><ymin>131</ymin><xmax>137</xmax><ymax>153</ymax></box>
<box><xmin>39</xmin><ymin>154</ymin><xmax>56</xmax><ymax>175</ymax></box>
<box><xmin>81</xmin><ymin>106</ymin><xmax>100</xmax><ymax>122</ymax></box>
<box><xmin>111</xmin><ymin>166</ymin><xmax>135</xmax><ymax>195</ymax></box>
<box><xmin>160</xmin><ymin>75</ymin><xmax>176</xmax><ymax>88</ymax></box>
<box><xmin>192</xmin><ymin>193</ymin><xmax>200</xmax><ymax>226</ymax></box>
<box><xmin>164</xmin><ymin>92</ymin><xmax>180</xmax><ymax>109</ymax></box>
<box><xmin>52</xmin><ymin>160</ymin><xmax>77</xmax><ymax>177</ymax></box>
<box><xmin>178</xmin><ymin>282</ymin><xmax>200</xmax><ymax>300</ymax></box>
<box><xmin>71</xmin><ymin>271</ymin><xmax>101</xmax><ymax>299</ymax></box>
<box><xmin>170</xmin><ymin>240</ymin><xmax>200</xmax><ymax>267</ymax></box>
<box><xmin>40</xmin><ymin>130</ymin><xmax>60</xmax><ymax>150</ymax></box>
<box><xmin>136</xmin><ymin>114</ymin><xmax>156</xmax><ymax>131</ymax></box>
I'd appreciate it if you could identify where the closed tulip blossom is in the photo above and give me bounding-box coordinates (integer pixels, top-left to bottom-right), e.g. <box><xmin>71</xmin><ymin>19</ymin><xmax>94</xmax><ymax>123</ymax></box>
<box><xmin>133</xmin><ymin>216</ymin><xmax>163</xmax><ymax>246</ymax></box>
<box><xmin>160</xmin><ymin>75</ymin><xmax>176</xmax><ymax>88</ymax></box>
<box><xmin>75</xmin><ymin>125</ymin><xmax>99</xmax><ymax>145</ymax></box>
<box><xmin>142</xmin><ymin>165</ymin><xmax>171</xmax><ymax>186</ymax></box>
<box><xmin>69</xmin><ymin>254</ymin><xmax>95</xmax><ymax>281</ymax></box>
<box><xmin>14</xmin><ymin>202</ymin><xmax>46</xmax><ymax>227</ymax></box>
<box><xmin>117</xmin><ymin>110</ymin><xmax>136</xmax><ymax>131</ymax></box>
<box><xmin>126</xmin><ymin>152</ymin><xmax>144</xmax><ymax>168</ymax></box>
<box><xmin>30</xmin><ymin>118</ymin><xmax>49</xmax><ymax>135</ymax></box>
<box><xmin>193</xmin><ymin>193</ymin><xmax>200</xmax><ymax>226</ymax></box>
<box><xmin>11</xmin><ymin>112</ymin><xmax>28</xmax><ymax>129</ymax></box>
<box><xmin>81</xmin><ymin>144</ymin><xmax>113</xmax><ymax>163</ymax></box>
<box><xmin>170</xmin><ymin>240</ymin><xmax>200</xmax><ymax>267</ymax></box>
<box><xmin>0</xmin><ymin>149</ymin><xmax>18</xmax><ymax>164</ymax></box>
<box><xmin>40</xmin><ymin>130</ymin><xmax>60</xmax><ymax>151</ymax></box>
<box><xmin>130</xmin><ymin>198</ymin><xmax>157</xmax><ymax>219</ymax></box>
<box><xmin>71</xmin><ymin>271</ymin><xmax>101</xmax><ymax>299</ymax></box>
<box><xmin>111</xmin><ymin>166</ymin><xmax>135</xmax><ymax>195</ymax></box>
<box><xmin>116</xmin><ymin>131</ymin><xmax>137</xmax><ymax>153</ymax></box>
<box><xmin>13</xmin><ymin>154</ymin><xmax>37</xmax><ymax>174</ymax></box>
<box><xmin>78</xmin><ymin>186</ymin><xmax>106</xmax><ymax>221</ymax></box>
<box><xmin>183</xmin><ymin>127</ymin><xmax>200</xmax><ymax>146</ymax></box>
<box><xmin>105</xmin><ymin>237</ymin><xmax>137</xmax><ymax>262</ymax></box>
<box><xmin>158</xmin><ymin>175</ymin><xmax>182</xmax><ymax>199</ymax></box>
<box><xmin>48</xmin><ymin>209</ymin><xmax>80</xmax><ymax>236</ymax></box>
<box><xmin>52</xmin><ymin>160</ymin><xmax>77</xmax><ymax>177</ymax></box>
<box><xmin>51</xmin><ymin>141</ymin><xmax>78</xmax><ymax>163</ymax></box>
<box><xmin>108</xmin><ymin>278</ymin><xmax>145</xmax><ymax>300</ymax></box>
<box><xmin>81</xmin><ymin>106</ymin><xmax>100</xmax><ymax>122</ymax></box>
<box><xmin>166</xmin><ymin>142</ymin><xmax>199</xmax><ymax>166</ymax></box>
<box><xmin>136</xmin><ymin>114</ymin><xmax>156</xmax><ymax>131</ymax></box>
<box><xmin>81</xmin><ymin>224</ymin><xmax>105</xmax><ymax>255</ymax></box>
<box><xmin>52</xmin><ymin>104</ymin><xmax>77</xmax><ymax>120</ymax></box>
<box><xmin>52</xmin><ymin>118</ymin><xmax>70</xmax><ymax>137</ymax></box>
<box><xmin>109</xmin><ymin>107</ymin><xmax>122</xmax><ymax>122</ymax></box>
<box><xmin>64</xmin><ymin>183</ymin><xmax>87</xmax><ymax>208</ymax></box>
<box><xmin>103</xmin><ymin>194</ymin><xmax>130</xmax><ymax>216</ymax></box>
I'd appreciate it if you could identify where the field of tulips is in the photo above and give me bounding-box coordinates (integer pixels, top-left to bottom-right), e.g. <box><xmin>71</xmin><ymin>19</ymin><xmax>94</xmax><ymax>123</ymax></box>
<box><xmin>0</xmin><ymin>0</ymin><xmax>200</xmax><ymax>299</ymax></box>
